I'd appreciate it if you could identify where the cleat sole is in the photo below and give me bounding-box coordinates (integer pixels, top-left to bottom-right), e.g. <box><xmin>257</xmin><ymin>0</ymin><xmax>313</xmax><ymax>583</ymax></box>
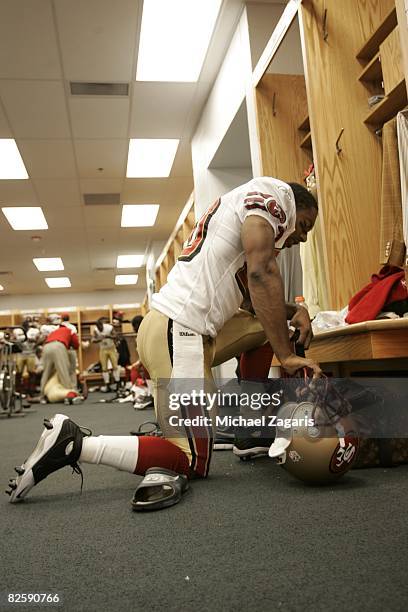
<box><xmin>8</xmin><ymin>414</ymin><xmax>69</xmax><ymax>503</ymax></box>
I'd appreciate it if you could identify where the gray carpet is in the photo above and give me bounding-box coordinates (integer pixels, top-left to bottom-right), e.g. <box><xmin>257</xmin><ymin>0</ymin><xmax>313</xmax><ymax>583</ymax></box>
<box><xmin>1</xmin><ymin>394</ymin><xmax>408</xmax><ymax>612</ymax></box>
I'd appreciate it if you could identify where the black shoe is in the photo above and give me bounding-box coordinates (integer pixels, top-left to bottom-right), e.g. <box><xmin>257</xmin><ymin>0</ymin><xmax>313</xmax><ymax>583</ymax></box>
<box><xmin>233</xmin><ymin>436</ymin><xmax>274</xmax><ymax>460</ymax></box>
<box><xmin>133</xmin><ymin>395</ymin><xmax>154</xmax><ymax>410</ymax></box>
<box><xmin>6</xmin><ymin>414</ymin><xmax>91</xmax><ymax>502</ymax></box>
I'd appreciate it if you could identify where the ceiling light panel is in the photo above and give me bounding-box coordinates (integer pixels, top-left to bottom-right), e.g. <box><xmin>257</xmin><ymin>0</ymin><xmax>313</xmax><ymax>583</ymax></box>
<box><xmin>117</xmin><ymin>254</ymin><xmax>145</xmax><ymax>268</ymax></box>
<box><xmin>115</xmin><ymin>274</ymin><xmax>138</xmax><ymax>285</ymax></box>
<box><xmin>45</xmin><ymin>277</ymin><xmax>71</xmax><ymax>288</ymax></box>
<box><xmin>126</xmin><ymin>139</ymin><xmax>179</xmax><ymax>178</ymax></box>
<box><xmin>0</xmin><ymin>285</ymin><xmax>4</xmax><ymax>291</ymax></box>
<box><xmin>136</xmin><ymin>0</ymin><xmax>222</xmax><ymax>82</ymax></box>
<box><xmin>33</xmin><ymin>257</ymin><xmax>64</xmax><ymax>271</ymax></box>
<box><xmin>0</xmin><ymin>140</ymin><xmax>29</xmax><ymax>179</ymax></box>
<box><xmin>121</xmin><ymin>204</ymin><xmax>159</xmax><ymax>227</ymax></box>
<box><xmin>2</xmin><ymin>207</ymin><xmax>48</xmax><ymax>230</ymax></box>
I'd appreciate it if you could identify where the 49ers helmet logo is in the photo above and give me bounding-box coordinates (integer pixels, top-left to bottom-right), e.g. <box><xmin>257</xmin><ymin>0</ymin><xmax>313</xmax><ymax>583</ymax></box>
<box><xmin>266</xmin><ymin>199</ymin><xmax>286</xmax><ymax>224</ymax></box>
<box><xmin>330</xmin><ymin>437</ymin><xmax>359</xmax><ymax>473</ymax></box>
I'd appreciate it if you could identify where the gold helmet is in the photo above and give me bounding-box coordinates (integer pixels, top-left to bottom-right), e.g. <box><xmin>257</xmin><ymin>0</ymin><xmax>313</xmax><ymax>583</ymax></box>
<box><xmin>268</xmin><ymin>401</ymin><xmax>359</xmax><ymax>484</ymax></box>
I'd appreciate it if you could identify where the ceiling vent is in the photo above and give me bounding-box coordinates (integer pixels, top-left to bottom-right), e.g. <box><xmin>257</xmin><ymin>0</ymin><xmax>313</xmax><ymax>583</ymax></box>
<box><xmin>94</xmin><ymin>267</ymin><xmax>114</xmax><ymax>273</ymax></box>
<box><xmin>83</xmin><ymin>193</ymin><xmax>121</xmax><ymax>206</ymax></box>
<box><xmin>70</xmin><ymin>82</ymin><xmax>129</xmax><ymax>96</ymax></box>
<box><xmin>0</xmin><ymin>271</ymin><xmax>12</xmax><ymax>277</ymax></box>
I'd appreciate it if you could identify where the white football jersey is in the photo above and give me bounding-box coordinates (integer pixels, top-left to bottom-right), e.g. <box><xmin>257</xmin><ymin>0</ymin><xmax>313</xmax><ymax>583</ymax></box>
<box><xmin>152</xmin><ymin>177</ymin><xmax>296</xmax><ymax>337</ymax></box>
<box><xmin>93</xmin><ymin>323</ymin><xmax>115</xmax><ymax>348</ymax></box>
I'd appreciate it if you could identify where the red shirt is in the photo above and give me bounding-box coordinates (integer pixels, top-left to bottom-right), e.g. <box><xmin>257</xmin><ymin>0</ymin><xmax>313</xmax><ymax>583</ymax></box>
<box><xmin>46</xmin><ymin>326</ymin><xmax>79</xmax><ymax>350</ymax></box>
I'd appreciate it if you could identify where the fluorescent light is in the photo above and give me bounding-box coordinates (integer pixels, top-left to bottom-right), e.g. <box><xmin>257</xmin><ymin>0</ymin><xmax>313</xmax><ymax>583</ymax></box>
<box><xmin>45</xmin><ymin>277</ymin><xmax>71</xmax><ymax>288</ymax></box>
<box><xmin>126</xmin><ymin>139</ymin><xmax>179</xmax><ymax>178</ymax></box>
<box><xmin>0</xmin><ymin>285</ymin><xmax>4</xmax><ymax>291</ymax></box>
<box><xmin>117</xmin><ymin>254</ymin><xmax>144</xmax><ymax>268</ymax></box>
<box><xmin>2</xmin><ymin>207</ymin><xmax>48</xmax><ymax>230</ymax></box>
<box><xmin>136</xmin><ymin>0</ymin><xmax>221</xmax><ymax>82</ymax></box>
<box><xmin>121</xmin><ymin>204</ymin><xmax>159</xmax><ymax>227</ymax></box>
<box><xmin>0</xmin><ymin>139</ymin><xmax>29</xmax><ymax>179</ymax></box>
<box><xmin>33</xmin><ymin>257</ymin><xmax>64</xmax><ymax>272</ymax></box>
<box><xmin>115</xmin><ymin>274</ymin><xmax>138</xmax><ymax>285</ymax></box>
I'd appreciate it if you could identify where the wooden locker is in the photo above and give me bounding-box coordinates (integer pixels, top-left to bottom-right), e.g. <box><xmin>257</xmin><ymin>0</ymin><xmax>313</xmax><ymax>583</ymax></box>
<box><xmin>299</xmin><ymin>0</ymin><xmax>395</xmax><ymax>309</ymax></box>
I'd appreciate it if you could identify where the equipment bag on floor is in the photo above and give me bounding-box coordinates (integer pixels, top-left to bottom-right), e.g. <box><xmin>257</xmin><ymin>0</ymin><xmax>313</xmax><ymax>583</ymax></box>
<box><xmin>353</xmin><ymin>438</ymin><xmax>408</xmax><ymax>469</ymax></box>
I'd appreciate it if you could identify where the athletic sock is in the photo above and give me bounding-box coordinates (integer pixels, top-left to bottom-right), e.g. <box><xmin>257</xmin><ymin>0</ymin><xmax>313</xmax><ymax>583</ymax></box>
<box><xmin>102</xmin><ymin>372</ymin><xmax>110</xmax><ymax>384</ymax></box>
<box><xmin>80</xmin><ymin>436</ymin><xmax>139</xmax><ymax>473</ymax></box>
<box><xmin>79</xmin><ymin>435</ymin><xmax>190</xmax><ymax>476</ymax></box>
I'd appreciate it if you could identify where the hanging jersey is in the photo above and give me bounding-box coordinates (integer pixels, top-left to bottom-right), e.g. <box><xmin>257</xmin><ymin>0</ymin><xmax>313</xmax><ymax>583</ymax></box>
<box><xmin>93</xmin><ymin>323</ymin><xmax>115</xmax><ymax>349</ymax></box>
<box><xmin>152</xmin><ymin>177</ymin><xmax>296</xmax><ymax>337</ymax></box>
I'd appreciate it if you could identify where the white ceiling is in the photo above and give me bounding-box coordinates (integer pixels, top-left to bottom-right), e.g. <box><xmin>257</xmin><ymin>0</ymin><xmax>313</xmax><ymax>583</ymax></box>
<box><xmin>0</xmin><ymin>0</ymin><xmax>285</xmax><ymax>299</ymax></box>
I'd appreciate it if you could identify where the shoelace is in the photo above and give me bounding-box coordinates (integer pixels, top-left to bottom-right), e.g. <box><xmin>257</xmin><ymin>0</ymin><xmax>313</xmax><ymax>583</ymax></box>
<box><xmin>70</xmin><ymin>425</ymin><xmax>93</xmax><ymax>494</ymax></box>
<box><xmin>71</xmin><ymin>463</ymin><xmax>84</xmax><ymax>493</ymax></box>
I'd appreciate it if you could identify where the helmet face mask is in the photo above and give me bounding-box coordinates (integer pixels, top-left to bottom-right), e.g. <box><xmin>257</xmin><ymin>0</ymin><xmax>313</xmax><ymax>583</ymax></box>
<box><xmin>269</xmin><ymin>401</ymin><xmax>359</xmax><ymax>484</ymax></box>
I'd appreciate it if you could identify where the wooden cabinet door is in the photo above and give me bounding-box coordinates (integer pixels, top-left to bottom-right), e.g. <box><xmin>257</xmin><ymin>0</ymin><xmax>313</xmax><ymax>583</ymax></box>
<box><xmin>299</xmin><ymin>0</ymin><xmax>394</xmax><ymax>309</ymax></box>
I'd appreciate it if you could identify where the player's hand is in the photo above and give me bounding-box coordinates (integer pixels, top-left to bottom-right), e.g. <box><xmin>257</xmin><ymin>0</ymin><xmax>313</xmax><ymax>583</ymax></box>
<box><xmin>289</xmin><ymin>307</ymin><xmax>313</xmax><ymax>349</ymax></box>
<box><xmin>280</xmin><ymin>353</ymin><xmax>322</xmax><ymax>378</ymax></box>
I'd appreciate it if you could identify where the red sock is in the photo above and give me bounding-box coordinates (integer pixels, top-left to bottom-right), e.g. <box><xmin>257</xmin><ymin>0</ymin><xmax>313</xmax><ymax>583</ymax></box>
<box><xmin>240</xmin><ymin>343</ymin><xmax>274</xmax><ymax>380</ymax></box>
<box><xmin>135</xmin><ymin>436</ymin><xmax>190</xmax><ymax>477</ymax></box>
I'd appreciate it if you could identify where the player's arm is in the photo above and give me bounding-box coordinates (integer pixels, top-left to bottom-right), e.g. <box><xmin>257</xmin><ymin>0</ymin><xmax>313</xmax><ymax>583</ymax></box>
<box><xmin>91</xmin><ymin>328</ymin><xmax>101</xmax><ymax>343</ymax></box>
<box><xmin>241</xmin><ymin>215</ymin><xmax>321</xmax><ymax>376</ymax></box>
<box><xmin>240</xmin><ymin>298</ymin><xmax>312</xmax><ymax>348</ymax></box>
<box><xmin>70</xmin><ymin>332</ymin><xmax>79</xmax><ymax>350</ymax></box>
<box><xmin>285</xmin><ymin>302</ymin><xmax>314</xmax><ymax>349</ymax></box>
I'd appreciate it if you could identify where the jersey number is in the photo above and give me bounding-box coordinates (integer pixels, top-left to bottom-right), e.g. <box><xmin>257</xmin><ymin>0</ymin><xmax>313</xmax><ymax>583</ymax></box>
<box><xmin>179</xmin><ymin>198</ymin><xmax>221</xmax><ymax>262</ymax></box>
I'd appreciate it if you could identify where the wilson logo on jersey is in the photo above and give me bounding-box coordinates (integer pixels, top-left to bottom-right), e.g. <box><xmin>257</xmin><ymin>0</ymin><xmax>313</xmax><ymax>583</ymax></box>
<box><xmin>179</xmin><ymin>198</ymin><xmax>221</xmax><ymax>262</ymax></box>
<box><xmin>244</xmin><ymin>192</ymin><xmax>287</xmax><ymax>225</ymax></box>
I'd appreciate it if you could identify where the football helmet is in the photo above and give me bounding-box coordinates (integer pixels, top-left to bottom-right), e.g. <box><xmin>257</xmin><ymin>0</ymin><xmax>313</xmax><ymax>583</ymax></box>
<box><xmin>47</xmin><ymin>313</ymin><xmax>61</xmax><ymax>325</ymax></box>
<box><xmin>12</xmin><ymin>328</ymin><xmax>26</xmax><ymax>343</ymax></box>
<box><xmin>268</xmin><ymin>401</ymin><xmax>359</xmax><ymax>484</ymax></box>
<box><xmin>26</xmin><ymin>327</ymin><xmax>40</xmax><ymax>341</ymax></box>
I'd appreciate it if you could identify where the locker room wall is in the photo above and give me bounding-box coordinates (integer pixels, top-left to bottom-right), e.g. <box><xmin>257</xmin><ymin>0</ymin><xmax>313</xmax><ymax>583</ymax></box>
<box><xmin>246</xmin><ymin>2</ymin><xmax>288</xmax><ymax>69</ymax></box>
<box><xmin>0</xmin><ymin>289</ymin><xmax>146</xmax><ymax>311</ymax></box>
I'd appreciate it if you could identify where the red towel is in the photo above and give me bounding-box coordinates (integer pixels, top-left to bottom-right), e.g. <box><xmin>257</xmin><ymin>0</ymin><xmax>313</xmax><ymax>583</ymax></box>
<box><xmin>345</xmin><ymin>265</ymin><xmax>407</xmax><ymax>324</ymax></box>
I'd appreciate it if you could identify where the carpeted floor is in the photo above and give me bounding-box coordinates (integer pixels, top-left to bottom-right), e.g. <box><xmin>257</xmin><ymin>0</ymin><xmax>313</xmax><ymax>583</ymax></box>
<box><xmin>1</xmin><ymin>393</ymin><xmax>408</xmax><ymax>612</ymax></box>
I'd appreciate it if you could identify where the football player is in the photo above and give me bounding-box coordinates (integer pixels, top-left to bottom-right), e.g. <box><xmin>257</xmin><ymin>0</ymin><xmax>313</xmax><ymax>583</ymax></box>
<box><xmin>7</xmin><ymin>178</ymin><xmax>321</xmax><ymax>510</ymax></box>
<box><xmin>92</xmin><ymin>318</ymin><xmax>121</xmax><ymax>392</ymax></box>
<box><xmin>12</xmin><ymin>326</ymin><xmax>40</xmax><ymax>397</ymax></box>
